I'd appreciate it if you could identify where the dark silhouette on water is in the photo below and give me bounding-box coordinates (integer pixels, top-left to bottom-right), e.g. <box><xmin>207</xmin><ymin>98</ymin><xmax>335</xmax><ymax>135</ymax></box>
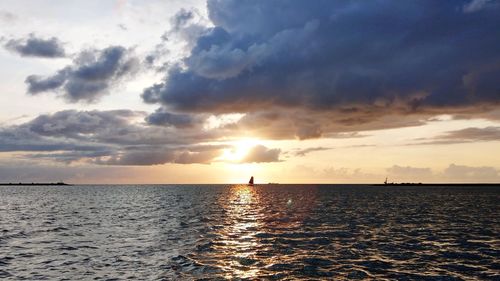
<box><xmin>248</xmin><ymin>176</ymin><xmax>254</xmax><ymax>186</ymax></box>
<box><xmin>375</xmin><ymin>178</ymin><xmax>498</xmax><ymax>186</ymax></box>
<box><xmin>0</xmin><ymin>181</ymin><xmax>71</xmax><ymax>186</ymax></box>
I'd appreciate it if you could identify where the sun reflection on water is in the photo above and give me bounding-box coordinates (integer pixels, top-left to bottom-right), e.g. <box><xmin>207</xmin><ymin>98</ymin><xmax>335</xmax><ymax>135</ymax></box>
<box><xmin>189</xmin><ymin>185</ymin><xmax>322</xmax><ymax>279</ymax></box>
<box><xmin>220</xmin><ymin>185</ymin><xmax>263</xmax><ymax>279</ymax></box>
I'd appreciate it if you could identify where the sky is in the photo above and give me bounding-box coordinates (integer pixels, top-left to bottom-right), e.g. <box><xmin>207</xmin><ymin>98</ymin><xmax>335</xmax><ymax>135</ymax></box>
<box><xmin>0</xmin><ymin>0</ymin><xmax>499</xmax><ymax>184</ymax></box>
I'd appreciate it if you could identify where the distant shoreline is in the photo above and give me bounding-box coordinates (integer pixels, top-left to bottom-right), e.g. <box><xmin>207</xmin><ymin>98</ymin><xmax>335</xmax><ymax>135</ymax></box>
<box><xmin>0</xmin><ymin>182</ymin><xmax>498</xmax><ymax>186</ymax></box>
<box><xmin>372</xmin><ymin>183</ymin><xmax>500</xmax><ymax>186</ymax></box>
<box><xmin>0</xmin><ymin>182</ymin><xmax>71</xmax><ymax>186</ymax></box>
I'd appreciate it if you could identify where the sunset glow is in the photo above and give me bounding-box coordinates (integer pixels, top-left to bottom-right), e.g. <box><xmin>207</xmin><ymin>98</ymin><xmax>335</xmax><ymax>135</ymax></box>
<box><xmin>217</xmin><ymin>139</ymin><xmax>263</xmax><ymax>163</ymax></box>
<box><xmin>0</xmin><ymin>0</ymin><xmax>499</xmax><ymax>184</ymax></box>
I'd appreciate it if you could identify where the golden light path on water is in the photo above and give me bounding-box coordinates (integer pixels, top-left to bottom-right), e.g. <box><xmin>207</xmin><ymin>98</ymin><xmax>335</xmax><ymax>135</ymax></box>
<box><xmin>2</xmin><ymin>184</ymin><xmax>498</xmax><ymax>279</ymax></box>
<box><xmin>189</xmin><ymin>184</ymin><xmax>322</xmax><ymax>279</ymax></box>
<box><xmin>220</xmin><ymin>185</ymin><xmax>263</xmax><ymax>279</ymax></box>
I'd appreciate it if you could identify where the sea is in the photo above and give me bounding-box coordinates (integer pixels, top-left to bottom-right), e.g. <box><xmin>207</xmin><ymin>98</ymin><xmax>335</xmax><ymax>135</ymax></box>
<box><xmin>0</xmin><ymin>184</ymin><xmax>498</xmax><ymax>280</ymax></box>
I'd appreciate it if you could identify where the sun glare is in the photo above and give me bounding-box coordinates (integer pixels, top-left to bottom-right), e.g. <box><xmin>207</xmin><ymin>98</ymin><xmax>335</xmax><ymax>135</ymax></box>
<box><xmin>217</xmin><ymin>138</ymin><xmax>261</xmax><ymax>162</ymax></box>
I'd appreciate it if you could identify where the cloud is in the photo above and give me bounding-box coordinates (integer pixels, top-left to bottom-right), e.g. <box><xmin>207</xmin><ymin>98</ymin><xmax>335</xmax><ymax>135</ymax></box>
<box><xmin>141</xmin><ymin>0</ymin><xmax>500</xmax><ymax>135</ymax></box>
<box><xmin>240</xmin><ymin>145</ymin><xmax>281</xmax><ymax>163</ymax></box>
<box><xmin>25</xmin><ymin>46</ymin><xmax>139</xmax><ymax>102</ymax></box>
<box><xmin>221</xmin><ymin>109</ymin><xmax>427</xmax><ymax>141</ymax></box>
<box><xmin>145</xmin><ymin>107</ymin><xmax>201</xmax><ymax>128</ymax></box>
<box><xmin>0</xmin><ymin>123</ymin><xmax>110</xmax><ymax>152</ymax></box>
<box><xmin>174</xmin><ymin>149</ymin><xmax>222</xmax><ymax>164</ymax></box>
<box><xmin>97</xmin><ymin>149</ymin><xmax>176</xmax><ymax>166</ymax></box>
<box><xmin>0</xmin><ymin>109</ymin><xmax>231</xmax><ymax>166</ymax></box>
<box><xmin>25</xmin><ymin>150</ymin><xmax>114</xmax><ymax>164</ymax></box>
<box><xmin>96</xmin><ymin>146</ymin><xmax>225</xmax><ymax>166</ymax></box>
<box><xmin>386</xmin><ymin>165</ymin><xmax>433</xmax><ymax>180</ymax></box>
<box><xmin>167</xmin><ymin>8</ymin><xmax>208</xmax><ymax>48</ymax></box>
<box><xmin>4</xmin><ymin>34</ymin><xmax>65</xmax><ymax>58</ymax></box>
<box><xmin>441</xmin><ymin>126</ymin><xmax>500</xmax><ymax>141</ymax></box>
<box><xmin>386</xmin><ymin>164</ymin><xmax>500</xmax><ymax>182</ymax></box>
<box><xmin>294</xmin><ymin>147</ymin><xmax>332</xmax><ymax>157</ymax></box>
<box><xmin>410</xmin><ymin>126</ymin><xmax>500</xmax><ymax>145</ymax></box>
<box><xmin>463</xmin><ymin>0</ymin><xmax>497</xmax><ymax>13</ymax></box>
<box><xmin>0</xmin><ymin>10</ymin><xmax>17</xmax><ymax>23</ymax></box>
<box><xmin>27</xmin><ymin>109</ymin><xmax>139</xmax><ymax>137</ymax></box>
<box><xmin>443</xmin><ymin>164</ymin><xmax>500</xmax><ymax>182</ymax></box>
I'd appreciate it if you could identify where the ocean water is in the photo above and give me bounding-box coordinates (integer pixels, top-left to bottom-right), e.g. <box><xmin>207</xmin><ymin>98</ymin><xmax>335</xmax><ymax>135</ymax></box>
<box><xmin>0</xmin><ymin>184</ymin><xmax>498</xmax><ymax>280</ymax></box>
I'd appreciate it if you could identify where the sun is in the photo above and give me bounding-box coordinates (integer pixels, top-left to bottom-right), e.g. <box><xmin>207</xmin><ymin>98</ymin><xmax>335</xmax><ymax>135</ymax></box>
<box><xmin>217</xmin><ymin>138</ymin><xmax>261</xmax><ymax>163</ymax></box>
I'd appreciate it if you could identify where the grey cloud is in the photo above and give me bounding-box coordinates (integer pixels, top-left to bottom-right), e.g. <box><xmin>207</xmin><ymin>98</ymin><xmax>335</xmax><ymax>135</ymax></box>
<box><xmin>25</xmin><ymin>150</ymin><xmax>114</xmax><ymax>164</ymax></box>
<box><xmin>442</xmin><ymin>126</ymin><xmax>500</xmax><ymax>141</ymax></box>
<box><xmin>98</xmin><ymin>149</ymin><xmax>176</xmax><ymax>166</ymax></box>
<box><xmin>146</xmin><ymin>107</ymin><xmax>201</xmax><ymax>128</ymax></box>
<box><xmin>174</xmin><ymin>149</ymin><xmax>222</xmax><ymax>164</ymax></box>
<box><xmin>240</xmin><ymin>145</ymin><xmax>281</xmax><ymax>163</ymax></box>
<box><xmin>145</xmin><ymin>8</ymin><xmax>205</xmax><ymax>71</ymax></box>
<box><xmin>96</xmin><ymin>146</ymin><xmax>224</xmax><ymax>166</ymax></box>
<box><xmin>26</xmin><ymin>46</ymin><xmax>139</xmax><ymax>102</ymax></box>
<box><xmin>386</xmin><ymin>163</ymin><xmax>500</xmax><ymax>182</ymax></box>
<box><xmin>386</xmin><ymin>165</ymin><xmax>433</xmax><ymax>179</ymax></box>
<box><xmin>171</xmin><ymin>8</ymin><xmax>196</xmax><ymax>31</ymax></box>
<box><xmin>142</xmin><ymin>0</ymin><xmax>500</xmax><ymax>133</ymax></box>
<box><xmin>0</xmin><ymin>110</ymin><xmax>228</xmax><ymax>166</ymax></box>
<box><xmin>26</xmin><ymin>70</ymin><xmax>68</xmax><ymax>94</ymax></box>
<box><xmin>410</xmin><ymin>126</ymin><xmax>500</xmax><ymax>145</ymax></box>
<box><xmin>0</xmin><ymin>11</ymin><xmax>17</xmax><ymax>22</ymax></box>
<box><xmin>168</xmin><ymin>8</ymin><xmax>207</xmax><ymax>47</ymax></box>
<box><xmin>294</xmin><ymin>147</ymin><xmax>332</xmax><ymax>157</ymax></box>
<box><xmin>5</xmin><ymin>34</ymin><xmax>65</xmax><ymax>58</ymax></box>
<box><xmin>17</xmin><ymin>109</ymin><xmax>211</xmax><ymax>147</ymax></box>
<box><xmin>453</xmin><ymin>109</ymin><xmax>500</xmax><ymax>121</ymax></box>
<box><xmin>0</xmin><ymin>124</ymin><xmax>109</xmax><ymax>152</ymax></box>
<box><xmin>27</xmin><ymin>109</ymin><xmax>140</xmax><ymax>138</ymax></box>
<box><xmin>444</xmin><ymin>164</ymin><xmax>500</xmax><ymax>181</ymax></box>
<box><xmin>223</xmin><ymin>109</ymin><xmax>428</xmax><ymax>141</ymax></box>
<box><xmin>463</xmin><ymin>0</ymin><xmax>497</xmax><ymax>13</ymax></box>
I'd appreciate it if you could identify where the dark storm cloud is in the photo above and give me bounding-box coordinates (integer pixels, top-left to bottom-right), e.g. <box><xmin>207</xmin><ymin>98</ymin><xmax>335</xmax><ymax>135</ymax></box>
<box><xmin>143</xmin><ymin>0</ymin><xmax>500</xmax><ymax>122</ymax></box>
<box><xmin>4</xmin><ymin>34</ymin><xmax>65</xmax><ymax>58</ymax></box>
<box><xmin>240</xmin><ymin>145</ymin><xmax>281</xmax><ymax>163</ymax></box>
<box><xmin>26</xmin><ymin>46</ymin><xmax>139</xmax><ymax>102</ymax></box>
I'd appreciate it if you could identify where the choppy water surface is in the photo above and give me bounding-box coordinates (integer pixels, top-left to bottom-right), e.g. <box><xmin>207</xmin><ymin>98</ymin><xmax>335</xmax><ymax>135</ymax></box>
<box><xmin>0</xmin><ymin>184</ymin><xmax>498</xmax><ymax>280</ymax></box>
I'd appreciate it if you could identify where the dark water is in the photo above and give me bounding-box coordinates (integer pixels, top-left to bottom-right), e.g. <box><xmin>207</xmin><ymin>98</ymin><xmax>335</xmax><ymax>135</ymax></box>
<box><xmin>0</xmin><ymin>184</ymin><xmax>498</xmax><ymax>280</ymax></box>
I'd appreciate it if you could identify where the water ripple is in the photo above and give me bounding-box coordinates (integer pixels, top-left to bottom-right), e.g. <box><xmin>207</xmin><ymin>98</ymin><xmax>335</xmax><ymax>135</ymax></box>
<box><xmin>0</xmin><ymin>184</ymin><xmax>498</xmax><ymax>280</ymax></box>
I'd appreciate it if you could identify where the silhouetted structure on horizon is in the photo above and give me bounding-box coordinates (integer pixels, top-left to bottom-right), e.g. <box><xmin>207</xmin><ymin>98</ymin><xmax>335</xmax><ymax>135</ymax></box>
<box><xmin>0</xmin><ymin>182</ymin><xmax>71</xmax><ymax>186</ymax></box>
